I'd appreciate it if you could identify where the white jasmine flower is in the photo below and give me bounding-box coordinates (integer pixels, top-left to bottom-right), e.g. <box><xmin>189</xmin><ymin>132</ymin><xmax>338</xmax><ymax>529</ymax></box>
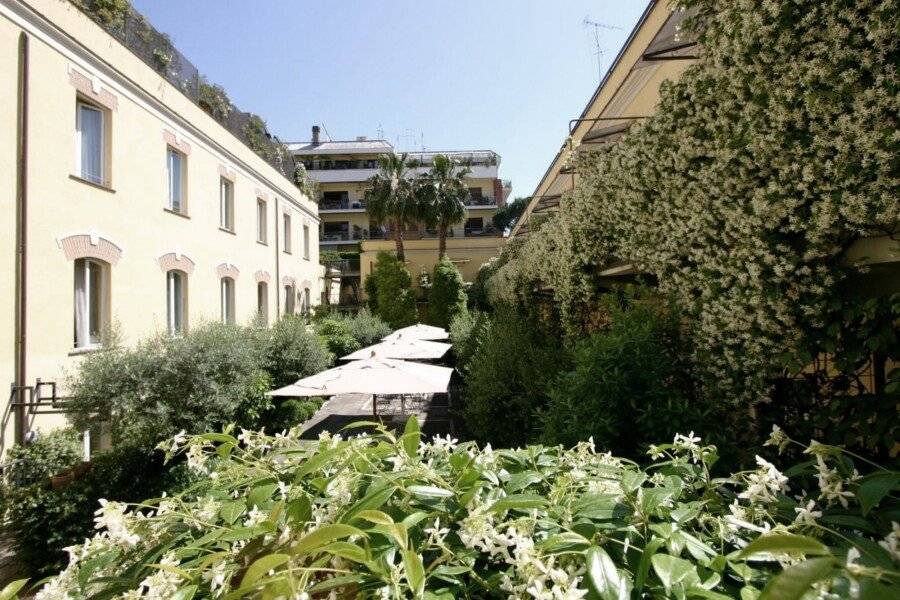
<box><xmin>793</xmin><ymin>500</ymin><xmax>822</xmax><ymax>526</ymax></box>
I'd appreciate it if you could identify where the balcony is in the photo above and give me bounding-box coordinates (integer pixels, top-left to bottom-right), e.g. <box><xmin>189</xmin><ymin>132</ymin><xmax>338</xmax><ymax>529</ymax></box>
<box><xmin>320</xmin><ymin>198</ymin><xmax>366</xmax><ymax>212</ymax></box>
<box><xmin>324</xmin><ymin>257</ymin><xmax>361</xmax><ymax>275</ymax></box>
<box><xmin>321</xmin><ymin>228</ymin><xmax>388</xmax><ymax>243</ymax></box>
<box><xmin>464</xmin><ymin>226</ymin><xmax>500</xmax><ymax>237</ymax></box>
<box><xmin>466</xmin><ymin>195</ymin><xmax>497</xmax><ymax>208</ymax></box>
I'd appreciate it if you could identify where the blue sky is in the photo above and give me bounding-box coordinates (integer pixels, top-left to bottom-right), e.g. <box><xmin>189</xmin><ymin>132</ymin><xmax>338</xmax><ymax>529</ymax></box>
<box><xmin>131</xmin><ymin>1</ymin><xmax>646</xmax><ymax>197</ymax></box>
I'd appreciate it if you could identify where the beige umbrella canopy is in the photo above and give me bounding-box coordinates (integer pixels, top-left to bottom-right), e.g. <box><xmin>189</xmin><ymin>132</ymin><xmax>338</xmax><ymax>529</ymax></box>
<box><xmin>383</xmin><ymin>323</ymin><xmax>449</xmax><ymax>342</ymax></box>
<box><xmin>268</xmin><ymin>357</ymin><xmax>453</xmax><ymax>399</ymax></box>
<box><xmin>341</xmin><ymin>338</ymin><xmax>451</xmax><ymax>361</ymax></box>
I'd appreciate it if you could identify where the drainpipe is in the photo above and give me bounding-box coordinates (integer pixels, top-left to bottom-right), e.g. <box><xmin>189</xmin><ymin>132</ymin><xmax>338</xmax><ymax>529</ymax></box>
<box><xmin>274</xmin><ymin>197</ymin><xmax>281</xmax><ymax>317</ymax></box>
<box><xmin>14</xmin><ymin>33</ymin><xmax>29</xmax><ymax>445</ymax></box>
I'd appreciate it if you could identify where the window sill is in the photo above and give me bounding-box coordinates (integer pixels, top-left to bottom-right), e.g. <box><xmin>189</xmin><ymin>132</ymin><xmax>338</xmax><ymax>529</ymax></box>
<box><xmin>164</xmin><ymin>207</ymin><xmax>190</xmax><ymax>219</ymax></box>
<box><xmin>257</xmin><ymin>240</ymin><xmax>268</xmax><ymax>247</ymax></box>
<box><xmin>70</xmin><ymin>174</ymin><xmax>115</xmax><ymax>193</ymax></box>
<box><xmin>283</xmin><ymin>250</ymin><xmax>292</xmax><ymax>255</ymax></box>
<box><xmin>69</xmin><ymin>345</ymin><xmax>102</xmax><ymax>356</ymax></box>
<box><xmin>219</xmin><ymin>227</ymin><xmax>236</xmax><ymax>236</ymax></box>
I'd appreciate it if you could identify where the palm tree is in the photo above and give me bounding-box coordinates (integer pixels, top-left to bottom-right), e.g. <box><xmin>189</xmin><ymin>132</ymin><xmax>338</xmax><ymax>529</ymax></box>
<box><xmin>364</xmin><ymin>153</ymin><xmax>419</xmax><ymax>262</ymax></box>
<box><xmin>418</xmin><ymin>154</ymin><xmax>471</xmax><ymax>258</ymax></box>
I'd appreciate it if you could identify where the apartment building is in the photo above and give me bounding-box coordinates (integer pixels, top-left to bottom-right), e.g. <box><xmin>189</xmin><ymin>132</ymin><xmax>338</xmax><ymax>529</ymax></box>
<box><xmin>289</xmin><ymin>129</ymin><xmax>510</xmax><ymax>305</ymax></box>
<box><xmin>1</xmin><ymin>0</ymin><xmax>322</xmax><ymax>453</ymax></box>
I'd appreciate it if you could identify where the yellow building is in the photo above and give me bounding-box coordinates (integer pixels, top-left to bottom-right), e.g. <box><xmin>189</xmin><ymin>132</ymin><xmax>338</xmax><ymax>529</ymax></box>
<box><xmin>289</xmin><ymin>130</ymin><xmax>509</xmax><ymax>302</ymax></box>
<box><xmin>1</xmin><ymin>0</ymin><xmax>322</xmax><ymax>453</ymax></box>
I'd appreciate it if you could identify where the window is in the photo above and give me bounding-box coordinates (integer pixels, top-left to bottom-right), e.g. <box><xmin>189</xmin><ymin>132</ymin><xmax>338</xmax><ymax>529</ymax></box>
<box><xmin>76</xmin><ymin>101</ymin><xmax>105</xmax><ymax>185</ymax></box>
<box><xmin>303</xmin><ymin>225</ymin><xmax>310</xmax><ymax>259</ymax></box>
<box><xmin>166</xmin><ymin>270</ymin><xmax>187</xmax><ymax>335</ymax></box>
<box><xmin>220</xmin><ymin>277</ymin><xmax>235</xmax><ymax>324</ymax></box>
<box><xmin>284</xmin><ymin>285</ymin><xmax>295</xmax><ymax>315</ymax></box>
<box><xmin>219</xmin><ymin>178</ymin><xmax>234</xmax><ymax>231</ymax></box>
<box><xmin>303</xmin><ymin>288</ymin><xmax>311</xmax><ymax>315</ymax></box>
<box><xmin>256</xmin><ymin>198</ymin><xmax>267</xmax><ymax>243</ymax></box>
<box><xmin>257</xmin><ymin>282</ymin><xmax>269</xmax><ymax>325</ymax></box>
<box><xmin>167</xmin><ymin>147</ymin><xmax>186</xmax><ymax>213</ymax></box>
<box><xmin>283</xmin><ymin>214</ymin><xmax>292</xmax><ymax>253</ymax></box>
<box><xmin>465</xmin><ymin>217</ymin><xmax>484</xmax><ymax>234</ymax></box>
<box><xmin>74</xmin><ymin>258</ymin><xmax>109</xmax><ymax>348</ymax></box>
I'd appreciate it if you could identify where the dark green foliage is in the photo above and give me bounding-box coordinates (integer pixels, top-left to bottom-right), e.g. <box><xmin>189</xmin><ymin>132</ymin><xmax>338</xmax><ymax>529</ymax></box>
<box><xmin>428</xmin><ymin>259</ymin><xmax>468</xmax><ymax>329</ymax></box>
<box><xmin>2</xmin><ymin>444</ymin><xmax>199</xmax><ymax>578</ymax></box>
<box><xmin>316</xmin><ymin>319</ymin><xmax>362</xmax><ymax>358</ymax></box>
<box><xmin>260</xmin><ymin>316</ymin><xmax>333</xmax><ymax>387</ymax></box>
<box><xmin>366</xmin><ymin>252</ymin><xmax>417</xmax><ymax>329</ymax></box>
<box><xmin>539</xmin><ymin>294</ymin><xmax>724</xmax><ymax>460</ymax></box>
<box><xmin>461</xmin><ymin>307</ymin><xmax>570</xmax><ymax>447</ymax></box>
<box><xmin>341</xmin><ymin>308</ymin><xmax>392</xmax><ymax>346</ymax></box>
<box><xmin>1</xmin><ymin>429</ymin><xmax>82</xmax><ymax>488</ymax></box>
<box><xmin>448</xmin><ymin>310</ymin><xmax>489</xmax><ymax>374</ymax></box>
<box><xmin>364</xmin><ymin>272</ymin><xmax>379</xmax><ymax>312</ymax></box>
<box><xmin>263</xmin><ymin>397</ymin><xmax>324</xmax><ymax>431</ymax></box>
<box><xmin>491</xmin><ymin>196</ymin><xmax>529</xmax><ymax>231</ymax></box>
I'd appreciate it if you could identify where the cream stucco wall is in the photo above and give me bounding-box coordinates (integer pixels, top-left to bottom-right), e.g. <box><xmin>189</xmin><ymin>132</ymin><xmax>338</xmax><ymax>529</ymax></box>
<box><xmin>1</xmin><ymin>0</ymin><xmax>321</xmax><ymax>454</ymax></box>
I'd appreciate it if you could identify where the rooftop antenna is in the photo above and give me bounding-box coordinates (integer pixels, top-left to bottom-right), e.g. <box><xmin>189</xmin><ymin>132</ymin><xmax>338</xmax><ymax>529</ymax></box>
<box><xmin>320</xmin><ymin>123</ymin><xmax>333</xmax><ymax>142</ymax></box>
<box><xmin>376</xmin><ymin>123</ymin><xmax>384</xmax><ymax>140</ymax></box>
<box><xmin>582</xmin><ymin>16</ymin><xmax>623</xmax><ymax>82</ymax></box>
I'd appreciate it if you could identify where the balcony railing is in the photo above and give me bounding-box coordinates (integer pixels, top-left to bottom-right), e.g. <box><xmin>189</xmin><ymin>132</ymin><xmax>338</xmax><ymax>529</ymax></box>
<box><xmin>324</xmin><ymin>258</ymin><xmax>361</xmax><ymax>274</ymax></box>
<box><xmin>464</xmin><ymin>226</ymin><xmax>499</xmax><ymax>237</ymax></box>
<box><xmin>320</xmin><ymin>198</ymin><xmax>366</xmax><ymax>211</ymax></box>
<box><xmin>466</xmin><ymin>195</ymin><xmax>496</xmax><ymax>207</ymax></box>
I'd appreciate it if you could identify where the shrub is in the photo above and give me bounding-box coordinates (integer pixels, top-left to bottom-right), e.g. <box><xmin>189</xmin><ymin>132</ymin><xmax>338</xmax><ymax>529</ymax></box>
<box><xmin>365</xmin><ymin>251</ymin><xmax>417</xmax><ymax>329</ymax></box>
<box><xmin>1</xmin><ymin>429</ymin><xmax>82</xmax><ymax>488</ymax></box>
<box><xmin>448</xmin><ymin>309</ymin><xmax>488</xmax><ymax>373</ymax></box>
<box><xmin>341</xmin><ymin>308</ymin><xmax>392</xmax><ymax>347</ymax></box>
<box><xmin>263</xmin><ymin>397</ymin><xmax>322</xmax><ymax>431</ymax></box>
<box><xmin>35</xmin><ymin>421</ymin><xmax>899</xmax><ymax>599</ymax></box>
<box><xmin>2</xmin><ymin>443</ymin><xmax>200</xmax><ymax>578</ymax></box>
<box><xmin>427</xmin><ymin>258</ymin><xmax>468</xmax><ymax>329</ymax></box>
<box><xmin>315</xmin><ymin>318</ymin><xmax>362</xmax><ymax>358</ymax></box>
<box><xmin>539</xmin><ymin>294</ymin><xmax>725</xmax><ymax>460</ymax></box>
<box><xmin>260</xmin><ymin>316</ymin><xmax>333</xmax><ymax>387</ymax></box>
<box><xmin>461</xmin><ymin>307</ymin><xmax>570</xmax><ymax>447</ymax></box>
<box><xmin>67</xmin><ymin>322</ymin><xmax>272</xmax><ymax>448</ymax></box>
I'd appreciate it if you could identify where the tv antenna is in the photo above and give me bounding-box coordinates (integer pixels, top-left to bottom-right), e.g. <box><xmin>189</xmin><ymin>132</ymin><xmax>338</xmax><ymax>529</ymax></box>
<box><xmin>583</xmin><ymin>17</ymin><xmax>623</xmax><ymax>82</ymax></box>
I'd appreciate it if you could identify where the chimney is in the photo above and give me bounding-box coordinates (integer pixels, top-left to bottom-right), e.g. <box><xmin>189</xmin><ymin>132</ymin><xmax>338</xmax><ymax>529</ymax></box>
<box><xmin>312</xmin><ymin>125</ymin><xmax>320</xmax><ymax>145</ymax></box>
<box><xmin>356</xmin><ymin>136</ymin><xmax>368</xmax><ymax>141</ymax></box>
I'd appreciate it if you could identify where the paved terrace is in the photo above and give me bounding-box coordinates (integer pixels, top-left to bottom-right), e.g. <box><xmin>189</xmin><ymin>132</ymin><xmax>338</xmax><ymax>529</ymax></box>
<box><xmin>298</xmin><ymin>393</ymin><xmax>452</xmax><ymax>439</ymax></box>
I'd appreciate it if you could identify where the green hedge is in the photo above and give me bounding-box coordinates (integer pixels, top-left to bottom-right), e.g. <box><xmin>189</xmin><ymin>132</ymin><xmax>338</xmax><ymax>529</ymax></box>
<box><xmin>427</xmin><ymin>258</ymin><xmax>468</xmax><ymax>329</ymax></box>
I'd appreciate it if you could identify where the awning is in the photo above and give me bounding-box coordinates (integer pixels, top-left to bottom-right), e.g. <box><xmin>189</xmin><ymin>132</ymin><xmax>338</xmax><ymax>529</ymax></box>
<box><xmin>383</xmin><ymin>324</ymin><xmax>449</xmax><ymax>342</ymax></box>
<box><xmin>341</xmin><ymin>338</ymin><xmax>451</xmax><ymax>361</ymax></box>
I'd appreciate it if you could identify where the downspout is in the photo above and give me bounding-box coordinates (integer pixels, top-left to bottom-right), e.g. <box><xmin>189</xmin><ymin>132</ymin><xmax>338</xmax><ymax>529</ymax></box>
<box><xmin>14</xmin><ymin>33</ymin><xmax>29</xmax><ymax>445</ymax></box>
<box><xmin>274</xmin><ymin>197</ymin><xmax>281</xmax><ymax>317</ymax></box>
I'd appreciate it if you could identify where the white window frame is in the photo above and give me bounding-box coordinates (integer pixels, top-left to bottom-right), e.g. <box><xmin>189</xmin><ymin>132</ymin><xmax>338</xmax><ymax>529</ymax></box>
<box><xmin>303</xmin><ymin>224</ymin><xmax>310</xmax><ymax>260</ymax></box>
<box><xmin>283</xmin><ymin>213</ymin><xmax>292</xmax><ymax>253</ymax></box>
<box><xmin>75</xmin><ymin>101</ymin><xmax>106</xmax><ymax>185</ymax></box>
<box><xmin>220</xmin><ymin>277</ymin><xmax>235</xmax><ymax>324</ymax></box>
<box><xmin>74</xmin><ymin>258</ymin><xmax>108</xmax><ymax>349</ymax></box>
<box><xmin>166</xmin><ymin>270</ymin><xmax>187</xmax><ymax>335</ymax></box>
<box><xmin>284</xmin><ymin>284</ymin><xmax>295</xmax><ymax>315</ymax></box>
<box><xmin>257</xmin><ymin>198</ymin><xmax>268</xmax><ymax>243</ymax></box>
<box><xmin>167</xmin><ymin>147</ymin><xmax>186</xmax><ymax>213</ymax></box>
<box><xmin>219</xmin><ymin>178</ymin><xmax>234</xmax><ymax>231</ymax></box>
<box><xmin>257</xmin><ymin>281</ymin><xmax>269</xmax><ymax>325</ymax></box>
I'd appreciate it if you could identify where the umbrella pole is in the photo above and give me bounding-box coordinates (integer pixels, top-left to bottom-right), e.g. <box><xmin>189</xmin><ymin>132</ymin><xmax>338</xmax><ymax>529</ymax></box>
<box><xmin>372</xmin><ymin>394</ymin><xmax>377</xmax><ymax>419</ymax></box>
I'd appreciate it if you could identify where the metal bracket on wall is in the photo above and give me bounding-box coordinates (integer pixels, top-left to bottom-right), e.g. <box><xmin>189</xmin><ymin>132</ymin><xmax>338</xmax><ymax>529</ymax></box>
<box><xmin>8</xmin><ymin>379</ymin><xmax>71</xmax><ymax>415</ymax></box>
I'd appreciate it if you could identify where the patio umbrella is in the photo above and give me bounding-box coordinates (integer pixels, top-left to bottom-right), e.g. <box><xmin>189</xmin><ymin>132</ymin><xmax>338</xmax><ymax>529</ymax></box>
<box><xmin>383</xmin><ymin>323</ymin><xmax>449</xmax><ymax>342</ymax></box>
<box><xmin>268</xmin><ymin>357</ymin><xmax>453</xmax><ymax>416</ymax></box>
<box><xmin>340</xmin><ymin>338</ymin><xmax>451</xmax><ymax>361</ymax></box>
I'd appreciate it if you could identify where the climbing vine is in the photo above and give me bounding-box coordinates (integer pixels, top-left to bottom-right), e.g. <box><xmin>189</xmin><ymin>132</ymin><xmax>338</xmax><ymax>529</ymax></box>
<box><xmin>490</xmin><ymin>0</ymin><xmax>899</xmax><ymax>404</ymax></box>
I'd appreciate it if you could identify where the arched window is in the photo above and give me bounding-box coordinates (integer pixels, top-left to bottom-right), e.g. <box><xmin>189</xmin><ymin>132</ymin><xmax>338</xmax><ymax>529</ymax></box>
<box><xmin>74</xmin><ymin>258</ymin><xmax>109</xmax><ymax>348</ymax></box>
<box><xmin>303</xmin><ymin>287</ymin><xmax>311</xmax><ymax>315</ymax></box>
<box><xmin>284</xmin><ymin>284</ymin><xmax>296</xmax><ymax>315</ymax></box>
<box><xmin>166</xmin><ymin>270</ymin><xmax>187</xmax><ymax>335</ymax></box>
<box><xmin>220</xmin><ymin>277</ymin><xmax>235</xmax><ymax>324</ymax></box>
<box><xmin>257</xmin><ymin>281</ymin><xmax>269</xmax><ymax>325</ymax></box>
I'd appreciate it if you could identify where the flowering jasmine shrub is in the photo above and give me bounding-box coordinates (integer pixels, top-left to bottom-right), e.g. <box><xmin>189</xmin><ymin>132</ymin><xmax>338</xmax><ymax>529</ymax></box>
<box><xmin>27</xmin><ymin>421</ymin><xmax>898</xmax><ymax>599</ymax></box>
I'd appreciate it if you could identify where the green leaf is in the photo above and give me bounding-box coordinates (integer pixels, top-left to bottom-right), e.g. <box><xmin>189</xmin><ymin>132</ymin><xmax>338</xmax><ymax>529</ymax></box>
<box><xmin>199</xmin><ymin>432</ymin><xmax>239</xmax><ymax>445</ymax></box>
<box><xmin>341</xmin><ymin>483</ymin><xmax>396</xmax><ymax>521</ymax></box>
<box><xmin>296</xmin><ymin>445</ymin><xmax>345</xmax><ymax>478</ymax></box>
<box><xmin>219</xmin><ymin>500</ymin><xmax>245</xmax><ymax>525</ymax></box>
<box><xmin>489</xmin><ymin>493</ymin><xmax>549</xmax><ymax>513</ymax></box>
<box><xmin>248</xmin><ymin>483</ymin><xmax>278</xmax><ymax>508</ymax></box>
<box><xmin>651</xmin><ymin>554</ymin><xmax>701</xmax><ymax>591</ymax></box>
<box><xmin>540</xmin><ymin>532</ymin><xmax>591</xmax><ymax>553</ymax></box>
<box><xmin>322</xmin><ymin>541</ymin><xmax>368</xmax><ymax>563</ymax></box>
<box><xmin>286</xmin><ymin>496</ymin><xmax>312</xmax><ymax>525</ymax></box>
<box><xmin>635</xmin><ymin>538</ymin><xmax>665</xmax><ymax>593</ymax></box>
<box><xmin>0</xmin><ymin>579</ymin><xmax>28</xmax><ymax>600</ymax></box>
<box><xmin>759</xmin><ymin>557</ymin><xmax>836</xmax><ymax>600</ymax></box>
<box><xmin>292</xmin><ymin>524</ymin><xmax>365</xmax><ymax>556</ymax></box>
<box><xmin>408</xmin><ymin>485</ymin><xmax>454</xmax><ymax>499</ymax></box>
<box><xmin>402</xmin><ymin>416</ymin><xmax>421</xmax><ymax>458</ymax></box>
<box><xmin>506</xmin><ymin>470</ymin><xmax>543</xmax><ymax>492</ymax></box>
<box><xmin>856</xmin><ymin>471</ymin><xmax>900</xmax><ymax>516</ymax></box>
<box><xmin>402</xmin><ymin>549</ymin><xmax>426</xmax><ymax>598</ymax></box>
<box><xmin>585</xmin><ymin>547</ymin><xmax>632</xmax><ymax>600</ymax></box>
<box><xmin>170</xmin><ymin>585</ymin><xmax>198</xmax><ymax>600</ymax></box>
<box><xmin>241</xmin><ymin>553</ymin><xmax>290</xmax><ymax>588</ymax></box>
<box><xmin>738</xmin><ymin>534</ymin><xmax>830</xmax><ymax>559</ymax></box>
<box><xmin>353</xmin><ymin>510</ymin><xmax>394</xmax><ymax>525</ymax></box>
